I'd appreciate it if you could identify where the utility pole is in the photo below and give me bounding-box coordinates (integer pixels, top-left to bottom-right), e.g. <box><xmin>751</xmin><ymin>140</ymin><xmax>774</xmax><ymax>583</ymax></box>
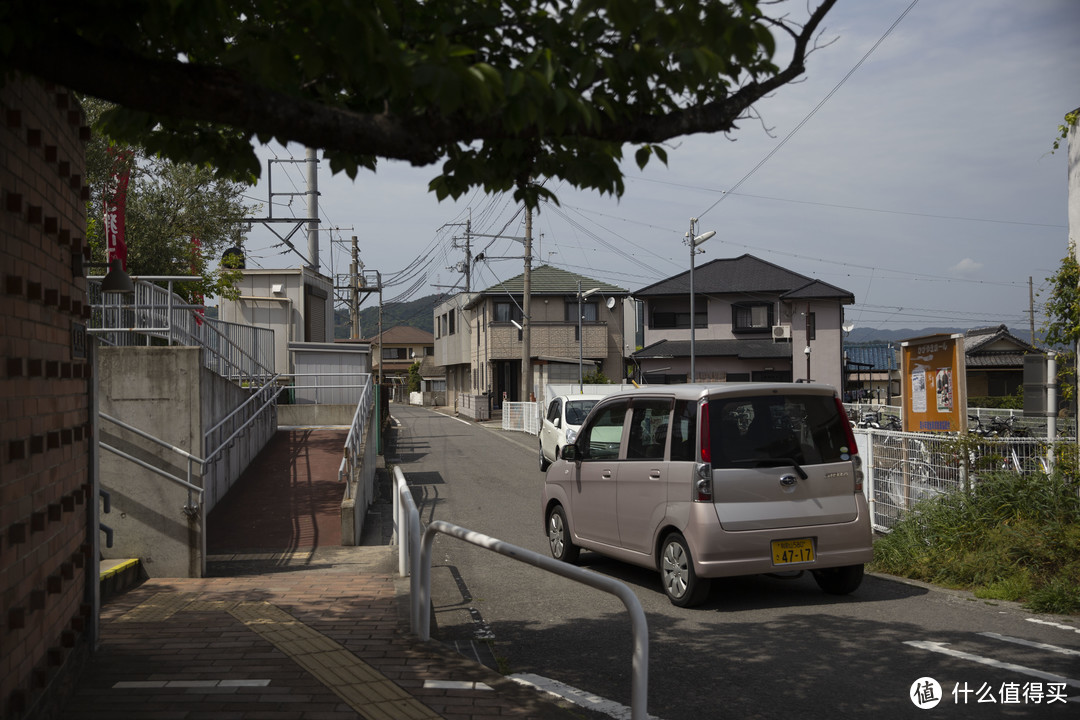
<box><xmin>306</xmin><ymin>148</ymin><xmax>319</xmax><ymax>271</ymax></box>
<box><xmin>522</xmin><ymin>206</ymin><xmax>533</xmax><ymax>402</ymax></box>
<box><xmin>350</xmin><ymin>236</ymin><xmax>360</xmax><ymax>339</ymax></box>
<box><xmin>1029</xmin><ymin>276</ymin><xmax>1035</xmax><ymax>344</ymax></box>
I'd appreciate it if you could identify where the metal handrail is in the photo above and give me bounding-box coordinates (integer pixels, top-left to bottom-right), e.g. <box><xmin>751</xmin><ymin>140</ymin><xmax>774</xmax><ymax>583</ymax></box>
<box><xmin>203</xmin><ymin>376</ymin><xmax>283</xmax><ymax>464</ymax></box>
<box><xmin>393</xmin><ymin>468</ymin><xmax>423</xmax><ymax>631</ymax></box>
<box><xmin>99</xmin><ymin>412</ymin><xmax>205</xmax><ymax>514</ymax></box>
<box><xmin>392</xmin><ymin>466</ymin><xmax>650</xmax><ymax>720</ymax></box>
<box><xmin>338</xmin><ymin>378</ymin><xmax>375</xmax><ymax>500</ymax></box>
<box><xmin>87</xmin><ymin>276</ymin><xmax>275</xmax><ymax>382</ymax></box>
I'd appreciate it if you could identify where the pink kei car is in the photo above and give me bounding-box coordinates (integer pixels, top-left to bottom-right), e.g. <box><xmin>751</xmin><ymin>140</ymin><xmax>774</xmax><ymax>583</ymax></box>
<box><xmin>542</xmin><ymin>383</ymin><xmax>874</xmax><ymax>607</ymax></box>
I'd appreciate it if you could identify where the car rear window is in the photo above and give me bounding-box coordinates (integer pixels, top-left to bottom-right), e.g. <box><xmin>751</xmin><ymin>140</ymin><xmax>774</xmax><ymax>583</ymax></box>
<box><xmin>708</xmin><ymin>394</ymin><xmax>850</xmax><ymax>469</ymax></box>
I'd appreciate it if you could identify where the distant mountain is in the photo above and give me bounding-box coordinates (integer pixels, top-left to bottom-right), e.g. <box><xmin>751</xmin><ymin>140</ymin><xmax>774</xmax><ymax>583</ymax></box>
<box><xmin>334</xmin><ymin>293</ymin><xmax>446</xmax><ymax>339</ymax></box>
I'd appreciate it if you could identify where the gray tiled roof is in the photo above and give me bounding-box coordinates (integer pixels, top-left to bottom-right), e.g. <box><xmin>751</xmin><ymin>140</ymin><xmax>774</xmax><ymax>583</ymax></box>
<box><xmin>634</xmin><ymin>254</ymin><xmax>853</xmax><ymax>302</ymax></box>
<box><xmin>480</xmin><ymin>265</ymin><xmax>627</xmax><ymax>295</ymax></box>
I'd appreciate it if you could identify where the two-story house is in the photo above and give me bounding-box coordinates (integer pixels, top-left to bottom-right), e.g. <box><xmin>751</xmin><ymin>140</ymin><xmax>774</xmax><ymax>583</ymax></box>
<box><xmin>364</xmin><ymin>325</ymin><xmax>435</xmax><ymax>389</ymax></box>
<box><xmin>632</xmin><ymin>254</ymin><xmax>854</xmax><ymax>389</ymax></box>
<box><xmin>434</xmin><ymin>266</ymin><xmax>630</xmax><ymax>412</ymax></box>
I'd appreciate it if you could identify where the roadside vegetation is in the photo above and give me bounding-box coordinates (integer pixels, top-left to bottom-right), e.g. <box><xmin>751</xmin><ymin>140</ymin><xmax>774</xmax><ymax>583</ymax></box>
<box><xmin>871</xmin><ymin>449</ymin><xmax>1080</xmax><ymax>615</ymax></box>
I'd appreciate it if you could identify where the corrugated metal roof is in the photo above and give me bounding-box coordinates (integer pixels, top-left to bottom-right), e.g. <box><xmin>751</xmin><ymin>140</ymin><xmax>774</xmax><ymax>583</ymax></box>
<box><xmin>843</xmin><ymin>344</ymin><xmax>898</xmax><ymax>371</ymax></box>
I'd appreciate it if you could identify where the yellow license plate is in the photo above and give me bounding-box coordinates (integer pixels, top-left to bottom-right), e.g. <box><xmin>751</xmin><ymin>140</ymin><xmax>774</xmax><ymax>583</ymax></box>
<box><xmin>771</xmin><ymin>538</ymin><xmax>815</xmax><ymax>565</ymax></box>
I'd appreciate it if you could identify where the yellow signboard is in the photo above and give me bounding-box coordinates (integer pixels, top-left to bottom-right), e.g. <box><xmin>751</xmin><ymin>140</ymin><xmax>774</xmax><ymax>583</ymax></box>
<box><xmin>900</xmin><ymin>333</ymin><xmax>967</xmax><ymax>433</ymax></box>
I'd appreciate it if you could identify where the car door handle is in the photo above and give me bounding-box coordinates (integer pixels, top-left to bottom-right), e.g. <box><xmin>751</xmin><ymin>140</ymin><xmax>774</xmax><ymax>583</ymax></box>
<box><xmin>649</xmin><ymin>470</ymin><xmax>662</xmax><ymax>479</ymax></box>
<box><xmin>602</xmin><ymin>470</ymin><xmax>613</xmax><ymax>479</ymax></box>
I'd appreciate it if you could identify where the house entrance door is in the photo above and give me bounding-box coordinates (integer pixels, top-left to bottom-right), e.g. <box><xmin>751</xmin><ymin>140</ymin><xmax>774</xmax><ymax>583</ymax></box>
<box><xmin>494</xmin><ymin>360</ymin><xmax>521</xmax><ymax>407</ymax></box>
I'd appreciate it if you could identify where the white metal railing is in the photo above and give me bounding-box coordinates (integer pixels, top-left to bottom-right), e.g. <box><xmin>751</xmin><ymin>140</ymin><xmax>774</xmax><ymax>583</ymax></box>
<box><xmin>392</xmin><ymin>466</ymin><xmax>650</xmax><ymax>720</ymax></box>
<box><xmin>502</xmin><ymin>401</ymin><xmax>541</xmax><ymax>435</ymax></box>
<box><xmin>203</xmin><ymin>377</ymin><xmax>283</xmax><ymax>481</ymax></box>
<box><xmin>87</xmin><ymin>276</ymin><xmax>275</xmax><ymax>385</ymax></box>
<box><xmin>337</xmin><ymin>375</ymin><xmax>376</xmax><ymax>502</ymax></box>
<box><xmin>99</xmin><ymin>412</ymin><xmax>205</xmax><ymax>515</ymax></box>
<box><xmin>282</xmin><ymin>372</ymin><xmax>372</xmax><ymax>406</ymax></box>
<box><xmin>857</xmin><ymin>428</ymin><xmax>1073</xmax><ymax>532</ymax></box>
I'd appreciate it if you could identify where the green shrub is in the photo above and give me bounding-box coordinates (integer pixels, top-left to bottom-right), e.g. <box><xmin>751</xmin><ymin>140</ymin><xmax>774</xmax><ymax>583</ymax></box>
<box><xmin>871</xmin><ymin>470</ymin><xmax>1080</xmax><ymax>614</ymax></box>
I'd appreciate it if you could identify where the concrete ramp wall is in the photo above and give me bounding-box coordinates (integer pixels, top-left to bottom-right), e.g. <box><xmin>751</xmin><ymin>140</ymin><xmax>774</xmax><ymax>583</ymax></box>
<box><xmin>97</xmin><ymin>346</ymin><xmax>275</xmax><ymax>577</ymax></box>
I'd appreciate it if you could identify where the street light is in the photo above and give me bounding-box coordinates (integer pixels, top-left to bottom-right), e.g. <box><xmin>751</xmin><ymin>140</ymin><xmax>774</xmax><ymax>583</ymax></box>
<box><xmin>685</xmin><ymin>218</ymin><xmax>715</xmax><ymax>383</ymax></box>
<box><xmin>578</xmin><ymin>281</ymin><xmax>600</xmax><ymax>392</ymax></box>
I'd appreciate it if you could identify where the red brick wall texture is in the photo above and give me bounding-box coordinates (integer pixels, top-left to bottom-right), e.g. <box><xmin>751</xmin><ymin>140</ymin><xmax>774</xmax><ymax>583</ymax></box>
<box><xmin>1</xmin><ymin>77</ymin><xmax>94</xmax><ymax>719</ymax></box>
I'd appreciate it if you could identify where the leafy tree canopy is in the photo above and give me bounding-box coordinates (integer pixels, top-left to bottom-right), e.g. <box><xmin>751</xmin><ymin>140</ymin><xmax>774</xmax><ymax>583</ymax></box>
<box><xmin>83</xmin><ymin>97</ymin><xmax>257</xmax><ymax>300</ymax></box>
<box><xmin>1040</xmin><ymin>253</ymin><xmax>1079</xmax><ymax>403</ymax></box>
<box><xmin>1</xmin><ymin>0</ymin><xmax>837</xmax><ymax>207</ymax></box>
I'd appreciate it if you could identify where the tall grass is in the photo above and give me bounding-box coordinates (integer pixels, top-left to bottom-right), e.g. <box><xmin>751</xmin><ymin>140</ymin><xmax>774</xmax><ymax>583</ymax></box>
<box><xmin>870</xmin><ymin>461</ymin><xmax>1080</xmax><ymax>615</ymax></box>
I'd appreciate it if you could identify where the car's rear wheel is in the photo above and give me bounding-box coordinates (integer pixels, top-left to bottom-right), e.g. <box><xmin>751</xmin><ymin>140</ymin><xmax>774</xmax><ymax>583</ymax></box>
<box><xmin>812</xmin><ymin>564</ymin><xmax>864</xmax><ymax>595</ymax></box>
<box><xmin>546</xmin><ymin>505</ymin><xmax>579</xmax><ymax>563</ymax></box>
<box><xmin>659</xmin><ymin>533</ymin><xmax>710</xmax><ymax>607</ymax></box>
<box><xmin>539</xmin><ymin>442</ymin><xmax>551</xmax><ymax>471</ymax></box>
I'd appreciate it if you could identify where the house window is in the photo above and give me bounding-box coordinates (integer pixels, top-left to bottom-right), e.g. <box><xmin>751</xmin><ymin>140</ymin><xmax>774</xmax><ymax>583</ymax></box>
<box><xmin>494</xmin><ymin>301</ymin><xmax>521</xmax><ymax>323</ymax></box>
<box><xmin>732</xmin><ymin>303</ymin><xmax>773</xmax><ymax>332</ymax></box>
<box><xmin>565</xmin><ymin>300</ymin><xmax>598</xmax><ymax>323</ymax></box>
<box><xmin>651</xmin><ymin>310</ymin><xmax>705</xmax><ymax>329</ymax></box>
<box><xmin>382</xmin><ymin>347</ymin><xmax>408</xmax><ymax>360</ymax></box>
<box><xmin>448</xmin><ymin>310</ymin><xmax>456</xmax><ymax>335</ymax></box>
<box><xmin>807</xmin><ymin>312</ymin><xmax>816</xmax><ymax>341</ymax></box>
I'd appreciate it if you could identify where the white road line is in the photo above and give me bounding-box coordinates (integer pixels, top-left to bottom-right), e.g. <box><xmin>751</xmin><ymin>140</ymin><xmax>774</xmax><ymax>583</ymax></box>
<box><xmin>424</xmin><ymin>680</ymin><xmax>493</xmax><ymax>691</ymax></box>
<box><xmin>979</xmin><ymin>632</ymin><xmax>1080</xmax><ymax>657</ymax></box>
<box><xmin>1027</xmin><ymin>617</ymin><xmax>1080</xmax><ymax>635</ymax></box>
<box><xmin>510</xmin><ymin>673</ymin><xmax>662</xmax><ymax>720</ymax></box>
<box><xmin>112</xmin><ymin>679</ymin><xmax>272</xmax><ymax>689</ymax></box>
<box><xmin>905</xmin><ymin>641</ymin><xmax>1080</xmax><ymax>689</ymax></box>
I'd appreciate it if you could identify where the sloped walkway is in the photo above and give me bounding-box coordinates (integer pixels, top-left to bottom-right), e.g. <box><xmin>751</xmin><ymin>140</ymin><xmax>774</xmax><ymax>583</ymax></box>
<box><xmin>60</xmin><ymin>426</ymin><xmax>607</xmax><ymax>720</ymax></box>
<box><xmin>208</xmin><ymin>428</ymin><xmax>348</xmax><ymax>554</ymax></box>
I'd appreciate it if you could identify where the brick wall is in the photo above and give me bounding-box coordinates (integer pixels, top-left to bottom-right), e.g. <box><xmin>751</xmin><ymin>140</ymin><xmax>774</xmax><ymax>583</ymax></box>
<box><xmin>1</xmin><ymin>77</ymin><xmax>93</xmax><ymax>719</ymax></box>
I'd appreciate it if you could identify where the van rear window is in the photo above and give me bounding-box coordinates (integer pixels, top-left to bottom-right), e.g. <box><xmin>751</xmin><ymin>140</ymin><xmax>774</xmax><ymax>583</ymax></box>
<box><xmin>708</xmin><ymin>394</ymin><xmax>850</xmax><ymax>469</ymax></box>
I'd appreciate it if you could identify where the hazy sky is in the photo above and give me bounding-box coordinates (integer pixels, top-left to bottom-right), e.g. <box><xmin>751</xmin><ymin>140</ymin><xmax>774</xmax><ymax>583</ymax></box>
<box><xmin>239</xmin><ymin>0</ymin><xmax>1080</xmax><ymax>334</ymax></box>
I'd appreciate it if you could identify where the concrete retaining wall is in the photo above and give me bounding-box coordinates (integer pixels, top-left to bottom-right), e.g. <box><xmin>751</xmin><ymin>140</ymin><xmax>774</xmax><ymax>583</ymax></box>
<box><xmin>97</xmin><ymin>346</ymin><xmax>275</xmax><ymax>578</ymax></box>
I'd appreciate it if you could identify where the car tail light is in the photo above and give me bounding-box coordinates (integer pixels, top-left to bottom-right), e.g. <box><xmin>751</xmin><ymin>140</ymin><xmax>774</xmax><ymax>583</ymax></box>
<box><xmin>699</xmin><ymin>400</ymin><xmax>711</xmax><ymax>464</ymax></box>
<box><xmin>695</xmin><ymin>400</ymin><xmax>712</xmax><ymax>502</ymax></box>
<box><xmin>834</xmin><ymin>396</ymin><xmax>864</xmax><ymax>493</ymax></box>
<box><xmin>694</xmin><ymin>463</ymin><xmax>713</xmax><ymax>502</ymax></box>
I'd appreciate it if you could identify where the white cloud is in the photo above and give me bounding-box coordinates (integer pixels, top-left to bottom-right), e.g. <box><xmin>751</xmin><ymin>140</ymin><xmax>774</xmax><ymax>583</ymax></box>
<box><xmin>952</xmin><ymin>258</ymin><xmax>984</xmax><ymax>275</ymax></box>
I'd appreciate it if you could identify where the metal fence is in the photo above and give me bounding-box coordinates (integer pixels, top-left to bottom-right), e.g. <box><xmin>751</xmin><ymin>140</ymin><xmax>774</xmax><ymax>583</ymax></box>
<box><xmin>502</xmin><ymin>401</ymin><xmax>541</xmax><ymax>434</ymax></box>
<box><xmin>857</xmin><ymin>428</ymin><xmax>1072</xmax><ymax>532</ymax></box>
<box><xmin>87</xmin><ymin>276</ymin><xmax>275</xmax><ymax>384</ymax></box>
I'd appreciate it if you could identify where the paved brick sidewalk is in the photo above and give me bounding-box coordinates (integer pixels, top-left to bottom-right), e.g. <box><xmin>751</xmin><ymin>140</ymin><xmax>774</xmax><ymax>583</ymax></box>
<box><xmin>60</xmin><ymin>427</ymin><xmax>610</xmax><ymax>720</ymax></box>
<box><xmin>62</xmin><ymin>547</ymin><xmax>601</xmax><ymax>720</ymax></box>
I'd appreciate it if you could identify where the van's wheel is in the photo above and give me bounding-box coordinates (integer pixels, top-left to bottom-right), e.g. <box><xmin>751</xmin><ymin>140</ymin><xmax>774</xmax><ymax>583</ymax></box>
<box><xmin>812</xmin><ymin>564</ymin><xmax>864</xmax><ymax>595</ymax></box>
<box><xmin>539</xmin><ymin>443</ymin><xmax>550</xmax><ymax>471</ymax></box>
<box><xmin>660</xmin><ymin>533</ymin><xmax>710</xmax><ymax>607</ymax></box>
<box><xmin>546</xmin><ymin>505</ymin><xmax>579</xmax><ymax>563</ymax></box>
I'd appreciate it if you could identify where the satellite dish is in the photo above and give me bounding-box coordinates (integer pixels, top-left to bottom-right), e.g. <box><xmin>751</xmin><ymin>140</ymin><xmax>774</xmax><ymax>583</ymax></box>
<box><xmin>842</xmin><ymin>323</ymin><xmax>855</xmax><ymax>333</ymax></box>
<box><xmin>606</xmin><ymin>297</ymin><xmax>616</xmax><ymax>310</ymax></box>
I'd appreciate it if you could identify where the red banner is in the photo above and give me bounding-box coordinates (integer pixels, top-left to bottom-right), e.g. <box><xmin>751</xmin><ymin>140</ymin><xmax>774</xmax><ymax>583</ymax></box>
<box><xmin>104</xmin><ymin>147</ymin><xmax>133</xmax><ymax>270</ymax></box>
<box><xmin>190</xmin><ymin>237</ymin><xmax>205</xmax><ymax>326</ymax></box>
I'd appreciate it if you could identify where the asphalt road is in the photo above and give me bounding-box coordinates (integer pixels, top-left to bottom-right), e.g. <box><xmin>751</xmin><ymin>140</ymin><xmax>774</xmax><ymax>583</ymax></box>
<box><xmin>388</xmin><ymin>404</ymin><xmax>1080</xmax><ymax>719</ymax></box>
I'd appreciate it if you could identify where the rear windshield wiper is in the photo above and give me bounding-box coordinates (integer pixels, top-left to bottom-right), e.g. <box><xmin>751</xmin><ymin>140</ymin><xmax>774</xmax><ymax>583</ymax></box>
<box><xmin>726</xmin><ymin>458</ymin><xmax>808</xmax><ymax>480</ymax></box>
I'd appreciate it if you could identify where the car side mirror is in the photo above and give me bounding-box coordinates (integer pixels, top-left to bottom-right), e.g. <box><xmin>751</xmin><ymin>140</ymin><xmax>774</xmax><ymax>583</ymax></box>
<box><xmin>553</xmin><ymin>418</ymin><xmax>561</xmax><ymax>428</ymax></box>
<box><xmin>561</xmin><ymin>444</ymin><xmax>579</xmax><ymax>462</ymax></box>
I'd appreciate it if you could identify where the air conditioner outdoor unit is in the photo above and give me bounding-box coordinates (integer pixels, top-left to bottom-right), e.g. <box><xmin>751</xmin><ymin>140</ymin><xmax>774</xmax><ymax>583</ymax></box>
<box><xmin>772</xmin><ymin>325</ymin><xmax>791</xmax><ymax>341</ymax></box>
